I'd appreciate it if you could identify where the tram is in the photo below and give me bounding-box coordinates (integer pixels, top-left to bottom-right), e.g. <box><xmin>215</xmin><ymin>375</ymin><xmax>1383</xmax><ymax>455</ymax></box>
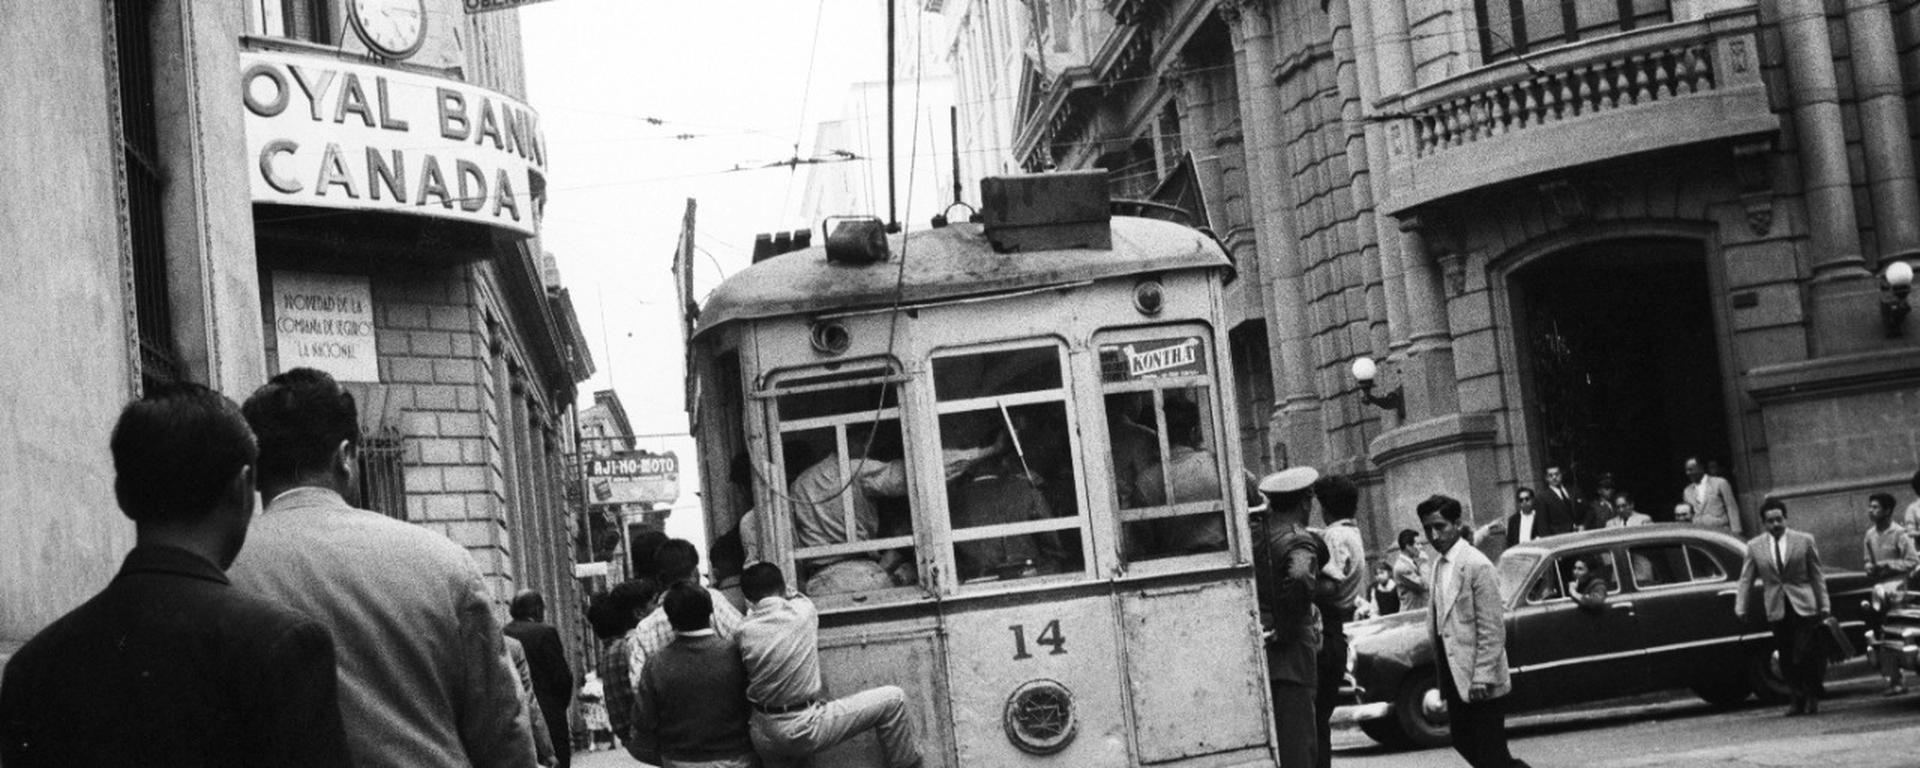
<box><xmin>684</xmin><ymin>171</ymin><xmax>1278</xmax><ymax>767</ymax></box>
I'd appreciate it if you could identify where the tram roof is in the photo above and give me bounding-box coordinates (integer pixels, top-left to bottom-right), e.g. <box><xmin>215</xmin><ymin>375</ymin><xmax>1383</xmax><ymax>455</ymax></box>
<box><xmin>693</xmin><ymin>216</ymin><xmax>1231</xmax><ymax>340</ymax></box>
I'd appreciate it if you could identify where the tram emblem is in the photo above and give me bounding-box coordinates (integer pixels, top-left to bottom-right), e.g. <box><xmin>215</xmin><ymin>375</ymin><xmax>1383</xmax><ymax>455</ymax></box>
<box><xmin>1102</xmin><ymin>336</ymin><xmax>1206</xmax><ymax>382</ymax></box>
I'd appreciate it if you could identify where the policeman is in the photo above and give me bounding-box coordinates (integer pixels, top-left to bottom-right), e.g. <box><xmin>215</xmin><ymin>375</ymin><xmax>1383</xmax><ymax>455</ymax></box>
<box><xmin>1255</xmin><ymin>467</ymin><xmax>1326</xmax><ymax>768</ymax></box>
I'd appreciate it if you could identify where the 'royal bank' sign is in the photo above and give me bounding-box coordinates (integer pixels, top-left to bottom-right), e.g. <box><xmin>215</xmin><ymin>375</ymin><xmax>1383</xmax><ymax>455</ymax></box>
<box><xmin>241</xmin><ymin>51</ymin><xmax>546</xmax><ymax>237</ymax></box>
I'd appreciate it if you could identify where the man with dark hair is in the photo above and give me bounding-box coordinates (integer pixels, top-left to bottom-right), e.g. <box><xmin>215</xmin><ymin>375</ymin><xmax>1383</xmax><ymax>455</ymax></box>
<box><xmin>1578</xmin><ymin>473</ymin><xmax>1618</xmax><ymax>531</ymax></box>
<box><xmin>0</xmin><ymin>382</ymin><xmax>351</xmax><ymax>767</ymax></box>
<box><xmin>1391</xmin><ymin>528</ymin><xmax>1430</xmax><ymax>612</ymax></box>
<box><xmin>1137</xmin><ymin>398</ymin><xmax>1226</xmax><ymax>554</ymax></box>
<box><xmin>633</xmin><ymin>583</ymin><xmax>758</xmax><ymax>767</ymax></box>
<box><xmin>1735</xmin><ymin>498</ymin><xmax>1830</xmax><ymax>715</ymax></box>
<box><xmin>1309</xmin><ymin>474</ymin><xmax>1363</xmax><ymax>768</ymax></box>
<box><xmin>506</xmin><ymin>590</ymin><xmax>575</xmax><ymax>768</ymax></box>
<box><xmin>626</xmin><ymin>539</ymin><xmax>745</xmax><ymax>707</ymax></box>
<box><xmin>738</xmin><ymin>563</ymin><xmax>924</xmax><ymax>768</ymax></box>
<box><xmin>1862</xmin><ymin>492</ymin><xmax>1915</xmax><ymax>695</ymax></box>
<box><xmin>630</xmin><ymin>529</ymin><xmax>670</xmax><ymax>581</ymax></box>
<box><xmin>1422</xmin><ymin>494</ymin><xmax>1529</xmax><ymax>768</ymax></box>
<box><xmin>228</xmin><ymin>368</ymin><xmax>536</xmax><ymax>768</ymax></box>
<box><xmin>1537</xmin><ymin>465</ymin><xmax>1581</xmax><ymax>537</ymax></box>
<box><xmin>592</xmin><ymin>579</ymin><xmax>658</xmax><ymax>761</ymax></box>
<box><xmin>1254</xmin><ymin>467</ymin><xmax>1324</xmax><ymax>768</ymax></box>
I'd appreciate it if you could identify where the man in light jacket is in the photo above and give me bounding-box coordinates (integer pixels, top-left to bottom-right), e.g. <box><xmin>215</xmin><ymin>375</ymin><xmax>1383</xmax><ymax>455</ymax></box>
<box><xmin>1422</xmin><ymin>494</ymin><xmax>1530</xmax><ymax>768</ymax></box>
<box><xmin>1735</xmin><ymin>498</ymin><xmax>1830</xmax><ymax>715</ymax></box>
<box><xmin>1683</xmin><ymin>457</ymin><xmax>1745</xmax><ymax>536</ymax></box>
<box><xmin>229</xmin><ymin>368</ymin><xmax>536</xmax><ymax>768</ymax></box>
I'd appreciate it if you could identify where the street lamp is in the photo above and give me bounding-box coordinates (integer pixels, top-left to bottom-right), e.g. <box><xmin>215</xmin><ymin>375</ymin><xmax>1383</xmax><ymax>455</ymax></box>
<box><xmin>1350</xmin><ymin>357</ymin><xmax>1405</xmax><ymax>420</ymax></box>
<box><xmin>1883</xmin><ymin>260</ymin><xmax>1913</xmax><ymax>338</ymax></box>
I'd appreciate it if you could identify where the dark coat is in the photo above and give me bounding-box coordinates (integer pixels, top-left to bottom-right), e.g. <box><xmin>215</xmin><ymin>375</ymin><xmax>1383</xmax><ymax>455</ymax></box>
<box><xmin>1537</xmin><ymin>485</ymin><xmax>1582</xmax><ymax>534</ymax></box>
<box><xmin>0</xmin><ymin>546</ymin><xmax>350</xmax><ymax>768</ymax></box>
<box><xmin>503</xmin><ymin>619</ymin><xmax>574</xmax><ymax>723</ymax></box>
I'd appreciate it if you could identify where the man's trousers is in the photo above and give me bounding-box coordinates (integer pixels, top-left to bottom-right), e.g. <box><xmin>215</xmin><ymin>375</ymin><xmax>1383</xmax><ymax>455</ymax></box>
<box><xmin>1270</xmin><ymin>680</ymin><xmax>1317</xmax><ymax>768</ymax></box>
<box><xmin>749</xmin><ymin>686</ymin><xmax>921</xmax><ymax>768</ymax></box>
<box><xmin>1436</xmin><ymin>640</ymin><xmax>1520</xmax><ymax>768</ymax></box>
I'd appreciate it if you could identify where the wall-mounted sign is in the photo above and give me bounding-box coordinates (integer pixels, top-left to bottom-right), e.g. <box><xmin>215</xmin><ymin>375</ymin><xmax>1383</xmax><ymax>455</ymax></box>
<box><xmin>240</xmin><ymin>50</ymin><xmax>546</xmax><ymax>237</ymax></box>
<box><xmin>584</xmin><ymin>450</ymin><xmax>680</xmax><ymax>506</ymax></box>
<box><xmin>273</xmin><ymin>271</ymin><xmax>378</xmax><ymax>381</ymax></box>
<box><xmin>1098</xmin><ymin>336</ymin><xmax>1208</xmax><ymax>382</ymax></box>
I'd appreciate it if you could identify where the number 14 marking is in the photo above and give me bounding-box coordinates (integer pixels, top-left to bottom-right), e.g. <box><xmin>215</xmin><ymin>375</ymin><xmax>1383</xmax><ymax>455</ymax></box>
<box><xmin>1009</xmin><ymin>619</ymin><xmax>1067</xmax><ymax>659</ymax></box>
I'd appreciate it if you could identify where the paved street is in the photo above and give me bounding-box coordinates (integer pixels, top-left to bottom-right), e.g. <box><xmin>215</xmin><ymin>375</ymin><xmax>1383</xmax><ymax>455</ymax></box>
<box><xmin>1334</xmin><ymin>661</ymin><xmax>1920</xmax><ymax>767</ymax></box>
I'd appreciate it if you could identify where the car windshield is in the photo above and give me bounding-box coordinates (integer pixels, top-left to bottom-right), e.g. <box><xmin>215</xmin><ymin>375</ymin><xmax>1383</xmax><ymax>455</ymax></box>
<box><xmin>1496</xmin><ymin>552</ymin><xmax>1539</xmax><ymax>604</ymax></box>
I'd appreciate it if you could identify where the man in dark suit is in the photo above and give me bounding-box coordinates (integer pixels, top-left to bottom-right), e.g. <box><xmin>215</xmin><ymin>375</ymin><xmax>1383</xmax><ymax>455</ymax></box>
<box><xmin>1536</xmin><ymin>465</ymin><xmax>1581</xmax><ymax>536</ymax></box>
<box><xmin>1502</xmin><ymin>485</ymin><xmax>1574</xmax><ymax>548</ymax></box>
<box><xmin>1735</xmin><ymin>498</ymin><xmax>1831</xmax><ymax>715</ymax></box>
<box><xmin>506</xmin><ymin>589</ymin><xmax>576</xmax><ymax>768</ymax></box>
<box><xmin>0</xmin><ymin>382</ymin><xmax>350</xmax><ymax>767</ymax></box>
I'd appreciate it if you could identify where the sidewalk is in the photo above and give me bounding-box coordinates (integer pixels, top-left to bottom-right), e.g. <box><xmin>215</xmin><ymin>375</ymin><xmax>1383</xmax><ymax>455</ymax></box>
<box><xmin>1594</xmin><ymin>722</ymin><xmax>1920</xmax><ymax>768</ymax></box>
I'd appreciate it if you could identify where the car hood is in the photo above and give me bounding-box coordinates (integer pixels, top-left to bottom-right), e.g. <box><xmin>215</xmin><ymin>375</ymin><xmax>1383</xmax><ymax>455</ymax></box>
<box><xmin>1347</xmin><ymin>609</ymin><xmax>1433</xmax><ymax>699</ymax></box>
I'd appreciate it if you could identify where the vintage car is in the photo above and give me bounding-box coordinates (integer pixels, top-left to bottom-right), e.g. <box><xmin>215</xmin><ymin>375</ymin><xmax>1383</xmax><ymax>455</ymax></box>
<box><xmin>1866</xmin><ymin>569</ymin><xmax>1920</xmax><ymax>677</ymax></box>
<box><xmin>1339</xmin><ymin>525</ymin><xmax>1872</xmax><ymax>748</ymax></box>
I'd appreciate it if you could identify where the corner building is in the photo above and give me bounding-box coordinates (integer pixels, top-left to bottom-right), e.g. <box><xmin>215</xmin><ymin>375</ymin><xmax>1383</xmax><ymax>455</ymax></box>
<box><xmin>932</xmin><ymin>0</ymin><xmax>1920</xmax><ymax>563</ymax></box>
<box><xmin>2</xmin><ymin>0</ymin><xmax>594</xmax><ymax>681</ymax></box>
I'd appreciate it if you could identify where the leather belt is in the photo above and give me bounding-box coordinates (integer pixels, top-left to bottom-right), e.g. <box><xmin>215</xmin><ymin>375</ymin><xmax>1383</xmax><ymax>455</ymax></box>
<box><xmin>752</xmin><ymin>700</ymin><xmax>820</xmax><ymax>716</ymax></box>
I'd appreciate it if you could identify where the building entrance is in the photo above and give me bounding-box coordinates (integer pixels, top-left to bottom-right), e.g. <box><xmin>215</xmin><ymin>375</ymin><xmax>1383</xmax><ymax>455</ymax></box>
<box><xmin>1512</xmin><ymin>238</ymin><xmax>1732</xmax><ymax>521</ymax></box>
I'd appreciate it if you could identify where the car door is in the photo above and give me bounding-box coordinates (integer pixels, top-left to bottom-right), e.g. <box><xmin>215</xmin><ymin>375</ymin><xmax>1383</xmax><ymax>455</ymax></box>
<box><xmin>1505</xmin><ymin>547</ymin><xmax>1647</xmax><ymax>709</ymax></box>
<box><xmin>1624</xmin><ymin>541</ymin><xmax>1748</xmax><ymax>687</ymax></box>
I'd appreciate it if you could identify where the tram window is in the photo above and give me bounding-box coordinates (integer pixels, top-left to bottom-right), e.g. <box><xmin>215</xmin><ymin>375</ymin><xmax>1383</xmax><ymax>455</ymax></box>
<box><xmin>933</xmin><ymin>344</ymin><xmax>1087</xmax><ymax>586</ymax></box>
<box><xmin>1096</xmin><ymin>330</ymin><xmax>1228</xmax><ymax>563</ymax></box>
<box><xmin>781</xmin><ymin>418</ymin><xmax>922</xmax><ymax>596</ymax></box>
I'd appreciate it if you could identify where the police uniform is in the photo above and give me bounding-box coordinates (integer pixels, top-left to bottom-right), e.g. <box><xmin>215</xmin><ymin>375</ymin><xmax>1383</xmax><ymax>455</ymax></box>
<box><xmin>1255</xmin><ymin>467</ymin><xmax>1325</xmax><ymax>768</ymax></box>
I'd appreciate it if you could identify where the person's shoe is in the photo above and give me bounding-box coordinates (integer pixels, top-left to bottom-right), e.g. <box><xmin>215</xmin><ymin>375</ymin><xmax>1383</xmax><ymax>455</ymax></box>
<box><xmin>1883</xmin><ymin>683</ymin><xmax>1908</xmax><ymax>697</ymax></box>
<box><xmin>1805</xmin><ymin>697</ymin><xmax>1819</xmax><ymax>715</ymax></box>
<box><xmin>1785</xmin><ymin>695</ymin><xmax>1805</xmax><ymax>716</ymax></box>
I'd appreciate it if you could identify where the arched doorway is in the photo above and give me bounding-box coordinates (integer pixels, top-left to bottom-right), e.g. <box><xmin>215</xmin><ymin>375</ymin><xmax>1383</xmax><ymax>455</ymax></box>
<box><xmin>1510</xmin><ymin>238</ymin><xmax>1733</xmax><ymax>520</ymax></box>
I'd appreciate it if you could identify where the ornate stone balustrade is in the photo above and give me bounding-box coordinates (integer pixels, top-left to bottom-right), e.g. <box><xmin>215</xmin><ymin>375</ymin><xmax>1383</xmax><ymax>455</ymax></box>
<box><xmin>1376</xmin><ymin>10</ymin><xmax>1778</xmax><ymax>214</ymax></box>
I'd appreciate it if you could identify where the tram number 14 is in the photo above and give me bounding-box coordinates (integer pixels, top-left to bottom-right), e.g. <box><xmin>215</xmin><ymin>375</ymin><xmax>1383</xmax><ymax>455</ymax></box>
<box><xmin>1009</xmin><ymin>620</ymin><xmax>1067</xmax><ymax>660</ymax></box>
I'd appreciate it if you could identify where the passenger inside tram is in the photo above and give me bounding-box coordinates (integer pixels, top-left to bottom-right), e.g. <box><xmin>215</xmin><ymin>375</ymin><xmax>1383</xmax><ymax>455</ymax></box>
<box><xmin>784</xmin><ymin>420</ymin><xmax>1003</xmax><ymax>595</ymax></box>
<box><xmin>1135</xmin><ymin>398</ymin><xmax>1227</xmax><ymax>556</ymax></box>
<box><xmin>942</xmin><ymin>415</ymin><xmax>1084</xmax><ymax>583</ymax></box>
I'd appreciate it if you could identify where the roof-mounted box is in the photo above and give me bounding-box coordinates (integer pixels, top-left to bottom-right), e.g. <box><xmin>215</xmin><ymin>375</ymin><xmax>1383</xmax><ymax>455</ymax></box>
<box><xmin>980</xmin><ymin>170</ymin><xmax>1112</xmax><ymax>253</ymax></box>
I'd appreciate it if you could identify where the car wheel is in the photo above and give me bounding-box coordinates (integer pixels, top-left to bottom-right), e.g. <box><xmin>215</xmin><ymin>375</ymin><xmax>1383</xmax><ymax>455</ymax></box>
<box><xmin>1748</xmin><ymin>644</ymin><xmax>1790</xmax><ymax>703</ymax></box>
<box><xmin>1392</xmin><ymin>668</ymin><xmax>1452</xmax><ymax>749</ymax></box>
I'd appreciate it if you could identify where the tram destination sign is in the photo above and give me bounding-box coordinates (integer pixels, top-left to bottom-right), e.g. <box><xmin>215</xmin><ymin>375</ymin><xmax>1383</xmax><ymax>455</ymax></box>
<box><xmin>1098</xmin><ymin>336</ymin><xmax>1208</xmax><ymax>382</ymax></box>
<box><xmin>584</xmin><ymin>450</ymin><xmax>679</xmax><ymax>506</ymax></box>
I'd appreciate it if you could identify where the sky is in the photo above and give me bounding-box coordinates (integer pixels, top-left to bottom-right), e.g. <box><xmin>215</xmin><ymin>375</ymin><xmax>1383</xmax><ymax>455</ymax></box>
<box><xmin>518</xmin><ymin>0</ymin><xmax>937</xmax><ymax>547</ymax></box>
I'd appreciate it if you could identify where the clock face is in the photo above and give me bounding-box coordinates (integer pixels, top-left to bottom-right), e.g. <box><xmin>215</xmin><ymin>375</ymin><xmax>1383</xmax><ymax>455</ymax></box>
<box><xmin>351</xmin><ymin>0</ymin><xmax>426</xmax><ymax>59</ymax></box>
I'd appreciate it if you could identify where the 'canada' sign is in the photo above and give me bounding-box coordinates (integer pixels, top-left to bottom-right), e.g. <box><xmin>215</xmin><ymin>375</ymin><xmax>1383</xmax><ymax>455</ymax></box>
<box><xmin>241</xmin><ymin>51</ymin><xmax>546</xmax><ymax>237</ymax></box>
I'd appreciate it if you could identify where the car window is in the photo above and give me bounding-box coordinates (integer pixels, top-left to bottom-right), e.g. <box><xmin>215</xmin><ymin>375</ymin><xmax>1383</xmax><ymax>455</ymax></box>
<box><xmin>1685</xmin><ymin>546</ymin><xmax>1727</xmax><ymax>581</ymax></box>
<box><xmin>1552</xmin><ymin>551</ymin><xmax>1620</xmax><ymax>597</ymax></box>
<box><xmin>1525</xmin><ymin>568</ymin><xmax>1564</xmax><ymax>604</ymax></box>
<box><xmin>1497</xmin><ymin>553</ymin><xmax>1539</xmax><ymax>603</ymax></box>
<box><xmin>1627</xmin><ymin>544</ymin><xmax>1692</xmax><ymax>588</ymax></box>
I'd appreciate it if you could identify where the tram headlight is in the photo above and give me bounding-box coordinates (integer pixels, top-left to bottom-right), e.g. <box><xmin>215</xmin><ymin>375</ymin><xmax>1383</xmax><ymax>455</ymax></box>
<box><xmin>810</xmin><ymin>320</ymin><xmax>851</xmax><ymax>355</ymax></box>
<box><xmin>1004</xmin><ymin>679</ymin><xmax>1077</xmax><ymax>755</ymax></box>
<box><xmin>1133</xmin><ymin>279</ymin><xmax>1165</xmax><ymax>316</ymax></box>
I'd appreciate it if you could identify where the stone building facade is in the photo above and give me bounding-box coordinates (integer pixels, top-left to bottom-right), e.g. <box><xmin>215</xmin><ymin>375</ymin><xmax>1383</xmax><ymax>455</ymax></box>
<box><xmin>2</xmin><ymin>0</ymin><xmax>595</xmax><ymax>676</ymax></box>
<box><xmin>931</xmin><ymin>0</ymin><xmax>1920</xmax><ymax>564</ymax></box>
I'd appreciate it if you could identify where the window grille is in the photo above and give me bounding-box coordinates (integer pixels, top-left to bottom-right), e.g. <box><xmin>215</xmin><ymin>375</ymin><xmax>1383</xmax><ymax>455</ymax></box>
<box><xmin>358</xmin><ymin>426</ymin><xmax>408</xmax><ymax>520</ymax></box>
<box><xmin>113</xmin><ymin>0</ymin><xmax>181</xmax><ymax>389</ymax></box>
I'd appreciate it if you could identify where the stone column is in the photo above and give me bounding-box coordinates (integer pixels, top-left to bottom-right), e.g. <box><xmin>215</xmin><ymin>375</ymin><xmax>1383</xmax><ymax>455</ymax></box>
<box><xmin>1844</xmin><ymin>0</ymin><xmax>1920</xmax><ymax>259</ymax></box>
<box><xmin>1776</xmin><ymin>0</ymin><xmax>1878</xmax><ymax>352</ymax></box>
<box><xmin>1229</xmin><ymin>1</ymin><xmax>1327</xmax><ymax>468</ymax></box>
<box><xmin>1328</xmin><ymin>0</ymin><xmax>1394</xmax><ymax>369</ymax></box>
<box><xmin>1368</xmin><ymin>0</ymin><xmax>1417</xmax><ymax>360</ymax></box>
<box><xmin>1397</xmin><ymin>216</ymin><xmax>1460</xmax><ymax>418</ymax></box>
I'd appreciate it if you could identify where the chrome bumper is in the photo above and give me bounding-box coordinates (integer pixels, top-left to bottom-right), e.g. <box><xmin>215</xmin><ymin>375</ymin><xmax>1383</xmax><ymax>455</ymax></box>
<box><xmin>1330</xmin><ymin>701</ymin><xmax>1394</xmax><ymax>724</ymax></box>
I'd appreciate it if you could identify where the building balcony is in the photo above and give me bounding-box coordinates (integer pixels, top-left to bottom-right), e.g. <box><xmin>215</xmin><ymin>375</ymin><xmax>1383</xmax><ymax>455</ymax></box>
<box><xmin>1376</xmin><ymin>9</ymin><xmax>1776</xmax><ymax>214</ymax></box>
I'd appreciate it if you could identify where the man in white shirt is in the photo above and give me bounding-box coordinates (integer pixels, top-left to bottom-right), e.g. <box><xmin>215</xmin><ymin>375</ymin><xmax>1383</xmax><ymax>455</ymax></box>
<box><xmin>1903</xmin><ymin>469</ymin><xmax>1920</xmax><ymax>549</ymax></box>
<box><xmin>1863</xmin><ymin>492</ymin><xmax>1916</xmax><ymax>696</ymax></box>
<box><xmin>1503</xmin><ymin>488</ymin><xmax>1541</xmax><ymax>547</ymax></box>
<box><xmin>737</xmin><ymin>563</ymin><xmax>923</xmax><ymax>768</ymax></box>
<box><xmin>1683</xmin><ymin>457</ymin><xmax>1745</xmax><ymax>536</ymax></box>
<box><xmin>1735</xmin><ymin>499</ymin><xmax>1830</xmax><ymax>715</ymax></box>
<box><xmin>1603</xmin><ymin>492</ymin><xmax>1653</xmax><ymax>527</ymax></box>
<box><xmin>1423</xmin><ymin>494</ymin><xmax>1529</xmax><ymax>768</ymax></box>
<box><xmin>1311</xmin><ymin>474</ymin><xmax>1366</xmax><ymax>768</ymax></box>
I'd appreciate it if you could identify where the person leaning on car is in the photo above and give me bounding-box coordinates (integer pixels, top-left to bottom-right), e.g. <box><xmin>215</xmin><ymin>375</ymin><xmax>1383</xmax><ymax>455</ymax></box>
<box><xmin>1862</xmin><ymin>492</ymin><xmax>1915</xmax><ymax>696</ymax></box>
<box><xmin>1734</xmin><ymin>498</ymin><xmax>1830</xmax><ymax>716</ymax></box>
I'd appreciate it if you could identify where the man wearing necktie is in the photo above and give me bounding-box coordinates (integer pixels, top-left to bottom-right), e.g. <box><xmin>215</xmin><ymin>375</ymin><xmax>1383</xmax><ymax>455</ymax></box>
<box><xmin>1734</xmin><ymin>498</ymin><xmax>1830</xmax><ymax>715</ymax></box>
<box><xmin>1535</xmin><ymin>466</ymin><xmax>1580</xmax><ymax>538</ymax></box>
<box><xmin>1422</xmin><ymin>495</ymin><xmax>1530</xmax><ymax>768</ymax></box>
